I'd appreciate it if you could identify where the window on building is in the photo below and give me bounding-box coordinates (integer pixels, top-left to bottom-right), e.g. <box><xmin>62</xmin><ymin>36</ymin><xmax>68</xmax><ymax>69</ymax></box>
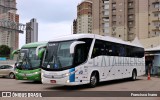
<box><xmin>154</xmin><ymin>13</ymin><xmax>159</xmax><ymax>17</ymax></box>
<box><xmin>129</xmin><ymin>22</ymin><xmax>133</xmax><ymax>25</ymax></box>
<box><xmin>129</xmin><ymin>15</ymin><xmax>133</xmax><ymax>19</ymax></box>
<box><xmin>128</xmin><ymin>2</ymin><xmax>133</xmax><ymax>7</ymax></box>
<box><xmin>113</xmin><ymin>9</ymin><xmax>116</xmax><ymax>13</ymax></box>
<box><xmin>154</xmin><ymin>2</ymin><xmax>160</xmax><ymax>8</ymax></box>
<box><xmin>112</xmin><ymin>3</ymin><xmax>116</xmax><ymax>8</ymax></box>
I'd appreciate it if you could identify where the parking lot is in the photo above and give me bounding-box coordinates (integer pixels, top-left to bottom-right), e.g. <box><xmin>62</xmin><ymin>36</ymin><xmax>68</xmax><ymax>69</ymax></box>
<box><xmin>0</xmin><ymin>76</ymin><xmax>160</xmax><ymax>100</ymax></box>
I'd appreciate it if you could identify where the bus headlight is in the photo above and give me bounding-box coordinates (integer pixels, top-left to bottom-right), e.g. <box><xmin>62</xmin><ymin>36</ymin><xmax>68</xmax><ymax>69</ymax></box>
<box><xmin>34</xmin><ymin>72</ymin><xmax>39</xmax><ymax>74</ymax></box>
<box><xmin>63</xmin><ymin>73</ymin><xmax>70</xmax><ymax>77</ymax></box>
<box><xmin>66</xmin><ymin>80</ymin><xmax>70</xmax><ymax>83</ymax></box>
<box><xmin>41</xmin><ymin>72</ymin><xmax>44</xmax><ymax>76</ymax></box>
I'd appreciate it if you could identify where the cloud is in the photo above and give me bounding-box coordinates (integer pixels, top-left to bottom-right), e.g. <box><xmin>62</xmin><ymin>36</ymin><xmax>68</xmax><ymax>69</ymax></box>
<box><xmin>17</xmin><ymin>0</ymin><xmax>81</xmax><ymax>23</ymax></box>
<box><xmin>19</xmin><ymin>21</ymin><xmax>73</xmax><ymax>48</ymax></box>
<box><xmin>17</xmin><ymin>0</ymin><xmax>82</xmax><ymax>48</ymax></box>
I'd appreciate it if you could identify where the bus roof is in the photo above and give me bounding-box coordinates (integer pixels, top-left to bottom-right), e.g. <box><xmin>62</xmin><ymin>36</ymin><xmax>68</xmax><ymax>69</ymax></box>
<box><xmin>49</xmin><ymin>34</ymin><xmax>143</xmax><ymax>48</ymax></box>
<box><xmin>21</xmin><ymin>41</ymin><xmax>47</xmax><ymax>49</ymax></box>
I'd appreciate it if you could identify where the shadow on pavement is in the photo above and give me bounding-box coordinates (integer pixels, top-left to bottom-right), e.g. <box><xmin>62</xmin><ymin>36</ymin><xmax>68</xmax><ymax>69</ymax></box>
<box><xmin>45</xmin><ymin>78</ymin><xmax>142</xmax><ymax>91</ymax></box>
<box><xmin>0</xmin><ymin>76</ymin><xmax>13</xmax><ymax>79</ymax></box>
<box><xmin>19</xmin><ymin>81</ymin><xmax>42</xmax><ymax>84</ymax></box>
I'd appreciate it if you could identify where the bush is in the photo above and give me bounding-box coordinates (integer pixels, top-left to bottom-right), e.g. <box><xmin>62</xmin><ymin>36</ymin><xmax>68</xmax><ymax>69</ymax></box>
<box><xmin>0</xmin><ymin>45</ymin><xmax>11</xmax><ymax>57</ymax></box>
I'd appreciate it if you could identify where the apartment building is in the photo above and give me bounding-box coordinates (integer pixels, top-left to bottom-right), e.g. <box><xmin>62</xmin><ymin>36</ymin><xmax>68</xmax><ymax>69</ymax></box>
<box><xmin>137</xmin><ymin>0</ymin><xmax>160</xmax><ymax>48</ymax></box>
<box><xmin>108</xmin><ymin>0</ymin><xmax>139</xmax><ymax>41</ymax></box>
<box><xmin>74</xmin><ymin>0</ymin><xmax>160</xmax><ymax>48</ymax></box>
<box><xmin>73</xmin><ymin>19</ymin><xmax>77</xmax><ymax>34</ymax></box>
<box><xmin>76</xmin><ymin>0</ymin><xmax>92</xmax><ymax>33</ymax></box>
<box><xmin>26</xmin><ymin>18</ymin><xmax>38</xmax><ymax>44</ymax></box>
<box><xmin>0</xmin><ymin>0</ymin><xmax>19</xmax><ymax>50</ymax></box>
<box><xmin>91</xmin><ymin>0</ymin><xmax>109</xmax><ymax>36</ymax></box>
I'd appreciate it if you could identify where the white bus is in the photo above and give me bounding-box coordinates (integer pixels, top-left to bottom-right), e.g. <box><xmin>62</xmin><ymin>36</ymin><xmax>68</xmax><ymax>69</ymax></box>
<box><xmin>40</xmin><ymin>34</ymin><xmax>145</xmax><ymax>87</ymax></box>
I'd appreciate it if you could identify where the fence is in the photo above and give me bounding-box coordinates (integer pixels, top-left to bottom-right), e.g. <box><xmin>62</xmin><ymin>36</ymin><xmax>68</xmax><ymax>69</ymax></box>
<box><xmin>0</xmin><ymin>60</ymin><xmax>16</xmax><ymax>65</ymax></box>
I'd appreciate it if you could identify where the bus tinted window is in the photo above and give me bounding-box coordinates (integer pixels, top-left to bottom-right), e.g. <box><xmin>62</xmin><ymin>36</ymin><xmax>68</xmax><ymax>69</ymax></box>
<box><xmin>92</xmin><ymin>39</ymin><xmax>144</xmax><ymax>58</ymax></box>
<box><xmin>74</xmin><ymin>38</ymin><xmax>93</xmax><ymax>66</ymax></box>
<box><xmin>92</xmin><ymin>40</ymin><xmax>105</xmax><ymax>58</ymax></box>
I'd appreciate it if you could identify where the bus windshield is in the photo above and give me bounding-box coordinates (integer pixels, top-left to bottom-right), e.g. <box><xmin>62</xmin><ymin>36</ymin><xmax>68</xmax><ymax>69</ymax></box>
<box><xmin>42</xmin><ymin>41</ymin><xmax>74</xmax><ymax>70</ymax></box>
<box><xmin>16</xmin><ymin>48</ymin><xmax>41</xmax><ymax>70</ymax></box>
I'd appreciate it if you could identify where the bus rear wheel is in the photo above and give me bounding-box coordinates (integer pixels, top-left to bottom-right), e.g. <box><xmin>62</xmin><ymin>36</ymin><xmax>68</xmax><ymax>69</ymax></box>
<box><xmin>89</xmin><ymin>72</ymin><xmax>98</xmax><ymax>88</ymax></box>
<box><xmin>131</xmin><ymin>70</ymin><xmax>137</xmax><ymax>81</ymax></box>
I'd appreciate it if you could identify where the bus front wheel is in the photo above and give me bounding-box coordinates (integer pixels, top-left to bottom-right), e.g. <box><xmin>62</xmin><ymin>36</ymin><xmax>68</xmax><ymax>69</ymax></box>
<box><xmin>89</xmin><ymin>72</ymin><xmax>99</xmax><ymax>88</ymax></box>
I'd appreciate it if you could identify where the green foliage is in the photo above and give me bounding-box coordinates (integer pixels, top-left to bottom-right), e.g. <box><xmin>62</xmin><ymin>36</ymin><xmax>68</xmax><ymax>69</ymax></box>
<box><xmin>0</xmin><ymin>45</ymin><xmax>11</xmax><ymax>57</ymax></box>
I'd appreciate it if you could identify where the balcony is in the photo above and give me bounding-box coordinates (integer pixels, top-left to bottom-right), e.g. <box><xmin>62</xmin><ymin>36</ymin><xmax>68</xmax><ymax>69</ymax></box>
<box><xmin>152</xmin><ymin>7</ymin><xmax>160</xmax><ymax>13</ymax></box>
<box><xmin>128</xmin><ymin>10</ymin><xmax>135</xmax><ymax>15</ymax></box>
<box><xmin>128</xmin><ymin>0</ymin><xmax>134</xmax><ymax>3</ymax></box>
<box><xmin>112</xmin><ymin>11</ymin><xmax>116</xmax><ymax>15</ymax></box>
<box><xmin>112</xmin><ymin>18</ymin><xmax>116</xmax><ymax>22</ymax></box>
<box><xmin>152</xmin><ymin>26</ymin><xmax>160</xmax><ymax>31</ymax></box>
<box><xmin>112</xmin><ymin>6</ymin><xmax>116</xmax><ymax>10</ymax></box>
<box><xmin>128</xmin><ymin>4</ymin><xmax>134</xmax><ymax>9</ymax></box>
<box><xmin>103</xmin><ymin>14</ymin><xmax>109</xmax><ymax>18</ymax></box>
<box><xmin>152</xmin><ymin>19</ymin><xmax>160</xmax><ymax>22</ymax></box>
<box><xmin>128</xmin><ymin>16</ymin><xmax>135</xmax><ymax>21</ymax></box>
<box><xmin>152</xmin><ymin>28</ymin><xmax>160</xmax><ymax>31</ymax></box>
<box><xmin>128</xmin><ymin>22</ymin><xmax>135</xmax><ymax>28</ymax></box>
<box><xmin>112</xmin><ymin>31</ymin><xmax>116</xmax><ymax>36</ymax></box>
<box><xmin>128</xmin><ymin>27</ymin><xmax>134</xmax><ymax>33</ymax></box>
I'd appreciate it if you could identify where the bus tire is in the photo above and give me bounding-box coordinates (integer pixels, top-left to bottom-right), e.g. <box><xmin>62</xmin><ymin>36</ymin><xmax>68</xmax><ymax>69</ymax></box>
<box><xmin>89</xmin><ymin>72</ymin><xmax>99</xmax><ymax>88</ymax></box>
<box><xmin>131</xmin><ymin>70</ymin><xmax>137</xmax><ymax>81</ymax></box>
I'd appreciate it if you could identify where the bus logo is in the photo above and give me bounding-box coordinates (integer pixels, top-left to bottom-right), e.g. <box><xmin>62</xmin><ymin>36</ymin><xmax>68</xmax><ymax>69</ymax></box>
<box><xmin>2</xmin><ymin>92</ymin><xmax>11</xmax><ymax>97</ymax></box>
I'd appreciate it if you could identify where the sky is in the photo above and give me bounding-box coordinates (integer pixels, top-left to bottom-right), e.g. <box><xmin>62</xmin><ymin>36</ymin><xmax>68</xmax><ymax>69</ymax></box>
<box><xmin>17</xmin><ymin>0</ymin><xmax>82</xmax><ymax>48</ymax></box>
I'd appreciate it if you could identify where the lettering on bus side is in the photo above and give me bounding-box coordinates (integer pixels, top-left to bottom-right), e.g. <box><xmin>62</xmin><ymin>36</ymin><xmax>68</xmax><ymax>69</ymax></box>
<box><xmin>90</xmin><ymin>56</ymin><xmax>145</xmax><ymax>67</ymax></box>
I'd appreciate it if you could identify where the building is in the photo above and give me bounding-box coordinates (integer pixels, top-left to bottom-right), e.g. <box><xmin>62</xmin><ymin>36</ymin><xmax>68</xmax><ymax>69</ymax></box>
<box><xmin>76</xmin><ymin>0</ymin><xmax>92</xmax><ymax>33</ymax></box>
<box><xmin>140</xmin><ymin>0</ymin><xmax>160</xmax><ymax>48</ymax></box>
<box><xmin>0</xmin><ymin>0</ymin><xmax>19</xmax><ymax>50</ymax></box>
<box><xmin>92</xmin><ymin>0</ymin><xmax>109</xmax><ymax>36</ymax></box>
<box><xmin>73</xmin><ymin>19</ymin><xmax>77</xmax><ymax>34</ymax></box>
<box><xmin>108</xmin><ymin>0</ymin><xmax>139</xmax><ymax>41</ymax></box>
<box><xmin>26</xmin><ymin>18</ymin><xmax>38</xmax><ymax>44</ymax></box>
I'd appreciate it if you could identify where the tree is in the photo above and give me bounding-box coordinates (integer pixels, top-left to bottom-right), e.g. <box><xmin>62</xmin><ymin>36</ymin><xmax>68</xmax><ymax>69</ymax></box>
<box><xmin>0</xmin><ymin>45</ymin><xmax>11</xmax><ymax>57</ymax></box>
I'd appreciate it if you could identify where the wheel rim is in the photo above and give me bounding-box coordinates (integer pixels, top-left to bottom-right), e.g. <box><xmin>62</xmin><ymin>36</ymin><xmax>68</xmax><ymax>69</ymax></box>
<box><xmin>10</xmin><ymin>73</ymin><xmax>14</xmax><ymax>79</ymax></box>
<box><xmin>133</xmin><ymin>72</ymin><xmax>136</xmax><ymax>80</ymax></box>
<box><xmin>91</xmin><ymin>75</ymin><xmax>97</xmax><ymax>86</ymax></box>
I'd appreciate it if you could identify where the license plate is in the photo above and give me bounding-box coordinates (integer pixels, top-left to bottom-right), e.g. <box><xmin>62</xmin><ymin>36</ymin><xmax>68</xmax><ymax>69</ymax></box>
<box><xmin>50</xmin><ymin>80</ymin><xmax>56</xmax><ymax>83</ymax></box>
<box><xmin>23</xmin><ymin>77</ymin><xmax>27</xmax><ymax>79</ymax></box>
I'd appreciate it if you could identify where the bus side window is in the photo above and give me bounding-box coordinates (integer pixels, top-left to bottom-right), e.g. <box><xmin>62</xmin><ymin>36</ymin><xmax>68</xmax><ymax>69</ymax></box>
<box><xmin>119</xmin><ymin>45</ymin><xmax>126</xmax><ymax>57</ymax></box>
<box><xmin>105</xmin><ymin>41</ymin><xmax>112</xmax><ymax>56</ymax></box>
<box><xmin>74</xmin><ymin>38</ymin><xmax>93</xmax><ymax>66</ymax></box>
<box><xmin>91</xmin><ymin>40</ymin><xmax>105</xmax><ymax>58</ymax></box>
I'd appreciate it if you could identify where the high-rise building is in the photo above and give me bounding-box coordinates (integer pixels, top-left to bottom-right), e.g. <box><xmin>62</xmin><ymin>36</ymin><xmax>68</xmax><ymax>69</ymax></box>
<box><xmin>0</xmin><ymin>0</ymin><xmax>19</xmax><ymax>50</ymax></box>
<box><xmin>74</xmin><ymin>0</ymin><xmax>160</xmax><ymax>48</ymax></box>
<box><xmin>76</xmin><ymin>0</ymin><xmax>92</xmax><ymax>33</ymax></box>
<box><xmin>73</xmin><ymin>19</ymin><xmax>77</xmax><ymax>34</ymax></box>
<box><xmin>135</xmin><ymin>0</ymin><xmax>160</xmax><ymax>48</ymax></box>
<box><xmin>92</xmin><ymin>0</ymin><xmax>109</xmax><ymax>36</ymax></box>
<box><xmin>26</xmin><ymin>18</ymin><xmax>38</xmax><ymax>44</ymax></box>
<box><xmin>108</xmin><ymin>0</ymin><xmax>139</xmax><ymax>41</ymax></box>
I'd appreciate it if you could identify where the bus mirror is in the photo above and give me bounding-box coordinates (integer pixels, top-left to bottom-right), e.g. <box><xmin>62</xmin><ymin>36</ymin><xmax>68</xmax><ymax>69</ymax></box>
<box><xmin>36</xmin><ymin>45</ymin><xmax>46</xmax><ymax>56</ymax></box>
<box><xmin>70</xmin><ymin>41</ymin><xmax>85</xmax><ymax>54</ymax></box>
<box><xmin>11</xmin><ymin>49</ymin><xmax>20</xmax><ymax>59</ymax></box>
<box><xmin>38</xmin><ymin>48</ymin><xmax>46</xmax><ymax>59</ymax></box>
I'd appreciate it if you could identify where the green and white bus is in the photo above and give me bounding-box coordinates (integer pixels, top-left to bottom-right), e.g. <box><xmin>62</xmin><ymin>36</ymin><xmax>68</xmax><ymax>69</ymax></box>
<box><xmin>13</xmin><ymin>42</ymin><xmax>47</xmax><ymax>81</ymax></box>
